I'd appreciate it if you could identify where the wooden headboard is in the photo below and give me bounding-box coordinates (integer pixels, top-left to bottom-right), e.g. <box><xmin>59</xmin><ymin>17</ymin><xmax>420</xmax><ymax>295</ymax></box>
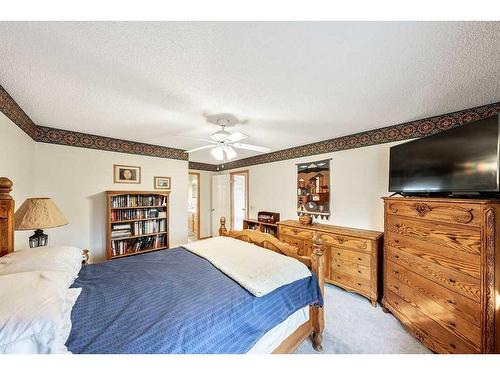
<box><xmin>0</xmin><ymin>177</ymin><xmax>14</xmax><ymax>257</ymax></box>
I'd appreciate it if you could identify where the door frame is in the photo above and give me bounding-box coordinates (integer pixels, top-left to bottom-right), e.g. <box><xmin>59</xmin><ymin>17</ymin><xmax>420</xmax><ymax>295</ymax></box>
<box><xmin>188</xmin><ymin>172</ymin><xmax>201</xmax><ymax>240</ymax></box>
<box><xmin>230</xmin><ymin>170</ymin><xmax>249</xmax><ymax>229</ymax></box>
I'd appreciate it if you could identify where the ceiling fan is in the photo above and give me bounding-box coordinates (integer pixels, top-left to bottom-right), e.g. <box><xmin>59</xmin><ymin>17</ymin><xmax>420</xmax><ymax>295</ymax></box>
<box><xmin>186</xmin><ymin>117</ymin><xmax>271</xmax><ymax>161</ymax></box>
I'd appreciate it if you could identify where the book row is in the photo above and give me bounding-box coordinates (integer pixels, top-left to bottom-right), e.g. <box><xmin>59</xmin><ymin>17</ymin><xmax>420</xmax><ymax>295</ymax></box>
<box><xmin>111</xmin><ymin>194</ymin><xmax>167</xmax><ymax>208</ymax></box>
<box><xmin>111</xmin><ymin>219</ymin><xmax>166</xmax><ymax>238</ymax></box>
<box><xmin>111</xmin><ymin>208</ymin><xmax>167</xmax><ymax>221</ymax></box>
<box><xmin>111</xmin><ymin>234</ymin><xmax>167</xmax><ymax>257</ymax></box>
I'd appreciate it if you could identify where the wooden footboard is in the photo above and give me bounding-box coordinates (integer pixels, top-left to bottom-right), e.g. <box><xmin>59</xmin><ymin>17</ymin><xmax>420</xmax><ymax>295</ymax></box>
<box><xmin>219</xmin><ymin>217</ymin><xmax>325</xmax><ymax>352</ymax></box>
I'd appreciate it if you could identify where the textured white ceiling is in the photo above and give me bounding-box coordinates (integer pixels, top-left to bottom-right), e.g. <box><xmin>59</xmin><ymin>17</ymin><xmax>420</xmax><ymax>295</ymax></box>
<box><xmin>0</xmin><ymin>21</ymin><xmax>499</xmax><ymax>163</ymax></box>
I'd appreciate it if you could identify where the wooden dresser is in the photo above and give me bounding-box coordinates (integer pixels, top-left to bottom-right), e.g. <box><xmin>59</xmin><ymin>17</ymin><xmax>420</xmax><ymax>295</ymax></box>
<box><xmin>277</xmin><ymin>220</ymin><xmax>383</xmax><ymax>306</ymax></box>
<box><xmin>383</xmin><ymin>197</ymin><xmax>500</xmax><ymax>354</ymax></box>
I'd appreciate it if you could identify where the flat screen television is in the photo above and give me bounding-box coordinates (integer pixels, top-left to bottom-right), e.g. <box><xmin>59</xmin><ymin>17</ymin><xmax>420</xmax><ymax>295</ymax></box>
<box><xmin>389</xmin><ymin>114</ymin><xmax>500</xmax><ymax>195</ymax></box>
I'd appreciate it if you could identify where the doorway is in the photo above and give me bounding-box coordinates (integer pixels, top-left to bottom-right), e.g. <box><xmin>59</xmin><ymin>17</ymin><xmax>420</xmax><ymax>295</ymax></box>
<box><xmin>188</xmin><ymin>172</ymin><xmax>200</xmax><ymax>242</ymax></box>
<box><xmin>230</xmin><ymin>170</ymin><xmax>249</xmax><ymax>230</ymax></box>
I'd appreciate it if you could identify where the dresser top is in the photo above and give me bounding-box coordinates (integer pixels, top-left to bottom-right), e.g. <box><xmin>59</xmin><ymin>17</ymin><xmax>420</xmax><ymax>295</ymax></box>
<box><xmin>382</xmin><ymin>195</ymin><xmax>500</xmax><ymax>204</ymax></box>
<box><xmin>277</xmin><ymin>220</ymin><xmax>383</xmax><ymax>240</ymax></box>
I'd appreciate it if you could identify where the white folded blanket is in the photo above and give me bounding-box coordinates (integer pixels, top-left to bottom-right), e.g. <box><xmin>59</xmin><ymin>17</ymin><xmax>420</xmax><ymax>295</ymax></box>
<box><xmin>182</xmin><ymin>236</ymin><xmax>311</xmax><ymax>297</ymax></box>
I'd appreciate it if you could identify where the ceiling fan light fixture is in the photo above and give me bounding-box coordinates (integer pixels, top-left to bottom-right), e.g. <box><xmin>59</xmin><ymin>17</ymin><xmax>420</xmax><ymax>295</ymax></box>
<box><xmin>211</xmin><ymin>146</ymin><xmax>224</xmax><ymax>161</ymax></box>
<box><xmin>224</xmin><ymin>146</ymin><xmax>237</xmax><ymax>160</ymax></box>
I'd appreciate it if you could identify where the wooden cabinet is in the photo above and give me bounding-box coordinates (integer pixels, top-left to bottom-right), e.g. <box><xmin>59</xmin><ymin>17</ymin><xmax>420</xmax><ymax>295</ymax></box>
<box><xmin>383</xmin><ymin>197</ymin><xmax>500</xmax><ymax>353</ymax></box>
<box><xmin>277</xmin><ymin>220</ymin><xmax>383</xmax><ymax>306</ymax></box>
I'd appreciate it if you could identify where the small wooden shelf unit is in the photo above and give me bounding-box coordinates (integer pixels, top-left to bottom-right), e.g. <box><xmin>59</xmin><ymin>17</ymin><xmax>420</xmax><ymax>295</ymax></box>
<box><xmin>106</xmin><ymin>191</ymin><xmax>169</xmax><ymax>260</ymax></box>
<box><xmin>243</xmin><ymin>219</ymin><xmax>279</xmax><ymax>237</ymax></box>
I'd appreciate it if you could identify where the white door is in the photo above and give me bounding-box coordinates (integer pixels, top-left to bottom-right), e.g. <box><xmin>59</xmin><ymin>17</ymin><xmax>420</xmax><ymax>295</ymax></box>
<box><xmin>231</xmin><ymin>172</ymin><xmax>248</xmax><ymax>230</ymax></box>
<box><xmin>211</xmin><ymin>174</ymin><xmax>230</xmax><ymax>236</ymax></box>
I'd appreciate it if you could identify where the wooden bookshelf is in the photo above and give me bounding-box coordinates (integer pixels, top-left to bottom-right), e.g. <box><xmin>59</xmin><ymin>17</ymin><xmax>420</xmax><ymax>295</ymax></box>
<box><xmin>106</xmin><ymin>191</ymin><xmax>170</xmax><ymax>260</ymax></box>
<box><xmin>242</xmin><ymin>219</ymin><xmax>278</xmax><ymax>238</ymax></box>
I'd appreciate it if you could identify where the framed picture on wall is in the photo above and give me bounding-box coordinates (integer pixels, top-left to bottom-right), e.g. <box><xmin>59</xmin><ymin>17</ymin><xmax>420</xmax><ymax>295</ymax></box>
<box><xmin>113</xmin><ymin>164</ymin><xmax>141</xmax><ymax>184</ymax></box>
<box><xmin>154</xmin><ymin>176</ymin><xmax>171</xmax><ymax>190</ymax></box>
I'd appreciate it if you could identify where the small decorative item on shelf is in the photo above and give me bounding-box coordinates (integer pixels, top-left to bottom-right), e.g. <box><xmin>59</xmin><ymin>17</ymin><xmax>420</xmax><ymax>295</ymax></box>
<box><xmin>299</xmin><ymin>214</ymin><xmax>313</xmax><ymax>225</ymax></box>
<box><xmin>14</xmin><ymin>198</ymin><xmax>69</xmax><ymax>248</ymax></box>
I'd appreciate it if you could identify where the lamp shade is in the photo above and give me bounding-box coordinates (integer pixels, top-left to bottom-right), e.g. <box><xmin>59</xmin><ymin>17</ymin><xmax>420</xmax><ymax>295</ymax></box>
<box><xmin>14</xmin><ymin>198</ymin><xmax>68</xmax><ymax>231</ymax></box>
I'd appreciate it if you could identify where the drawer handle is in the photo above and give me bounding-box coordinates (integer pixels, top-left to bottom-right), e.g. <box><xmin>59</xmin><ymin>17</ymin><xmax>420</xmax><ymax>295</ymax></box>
<box><xmin>357</xmin><ymin>270</ymin><xmax>361</xmax><ymax>274</ymax></box>
<box><xmin>394</xmin><ymin>271</ymin><xmax>399</xmax><ymax>275</ymax></box>
<box><xmin>450</xmin><ymin>343</ymin><xmax>456</xmax><ymax>349</ymax></box>
<box><xmin>394</xmin><ymin>255</ymin><xmax>400</xmax><ymax>259</ymax></box>
<box><xmin>358</xmin><ymin>257</ymin><xmax>362</xmax><ymax>261</ymax></box>
<box><xmin>449</xmin><ymin>321</ymin><xmax>456</xmax><ymax>328</ymax></box>
<box><xmin>337</xmin><ymin>237</ymin><xmax>346</xmax><ymax>244</ymax></box>
<box><xmin>447</xmin><ymin>299</ymin><xmax>456</xmax><ymax>305</ymax></box>
<box><xmin>337</xmin><ymin>252</ymin><xmax>341</xmax><ymax>256</ymax></box>
<box><xmin>449</xmin><ymin>278</ymin><xmax>457</xmax><ymax>284</ymax></box>
<box><xmin>357</xmin><ymin>283</ymin><xmax>362</xmax><ymax>286</ymax></box>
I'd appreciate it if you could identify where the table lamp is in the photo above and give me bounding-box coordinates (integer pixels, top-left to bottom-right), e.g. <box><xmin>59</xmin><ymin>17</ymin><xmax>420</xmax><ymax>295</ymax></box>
<box><xmin>14</xmin><ymin>198</ymin><xmax>68</xmax><ymax>248</ymax></box>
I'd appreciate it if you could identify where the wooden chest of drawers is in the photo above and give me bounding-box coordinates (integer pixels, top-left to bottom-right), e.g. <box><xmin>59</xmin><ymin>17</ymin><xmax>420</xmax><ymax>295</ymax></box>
<box><xmin>277</xmin><ymin>220</ymin><xmax>383</xmax><ymax>306</ymax></box>
<box><xmin>383</xmin><ymin>197</ymin><xmax>500</xmax><ymax>353</ymax></box>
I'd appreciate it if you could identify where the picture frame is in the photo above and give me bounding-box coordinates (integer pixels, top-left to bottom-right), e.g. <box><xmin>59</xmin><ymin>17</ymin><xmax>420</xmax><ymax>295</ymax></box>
<box><xmin>154</xmin><ymin>176</ymin><xmax>171</xmax><ymax>190</ymax></box>
<box><xmin>113</xmin><ymin>164</ymin><xmax>141</xmax><ymax>184</ymax></box>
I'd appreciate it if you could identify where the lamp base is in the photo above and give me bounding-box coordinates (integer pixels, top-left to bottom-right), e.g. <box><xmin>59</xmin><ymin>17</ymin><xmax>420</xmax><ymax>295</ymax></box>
<box><xmin>29</xmin><ymin>229</ymin><xmax>48</xmax><ymax>248</ymax></box>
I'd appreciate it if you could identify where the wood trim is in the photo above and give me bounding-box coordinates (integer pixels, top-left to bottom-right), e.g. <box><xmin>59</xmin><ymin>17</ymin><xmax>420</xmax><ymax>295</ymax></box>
<box><xmin>483</xmin><ymin>207</ymin><xmax>496</xmax><ymax>353</ymax></box>
<box><xmin>189</xmin><ymin>172</ymin><xmax>201</xmax><ymax>240</ymax></box>
<box><xmin>229</xmin><ymin>170</ymin><xmax>249</xmax><ymax>229</ymax></box>
<box><xmin>0</xmin><ymin>177</ymin><xmax>14</xmax><ymax>257</ymax></box>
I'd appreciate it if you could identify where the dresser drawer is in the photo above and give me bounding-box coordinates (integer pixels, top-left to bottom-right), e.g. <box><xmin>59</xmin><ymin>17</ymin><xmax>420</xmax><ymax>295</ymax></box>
<box><xmin>386</xmin><ymin>215</ymin><xmax>481</xmax><ymax>256</ymax></box>
<box><xmin>331</xmin><ymin>258</ymin><xmax>370</xmax><ymax>280</ymax></box>
<box><xmin>332</xmin><ymin>247</ymin><xmax>371</xmax><ymax>267</ymax></box>
<box><xmin>384</xmin><ymin>290</ymin><xmax>479</xmax><ymax>353</ymax></box>
<box><xmin>386</xmin><ymin>245</ymin><xmax>481</xmax><ymax>303</ymax></box>
<box><xmin>385</xmin><ymin>232</ymin><xmax>480</xmax><ymax>279</ymax></box>
<box><xmin>318</xmin><ymin>231</ymin><xmax>371</xmax><ymax>253</ymax></box>
<box><xmin>385</xmin><ymin>199</ymin><xmax>481</xmax><ymax>227</ymax></box>
<box><xmin>386</xmin><ymin>261</ymin><xmax>481</xmax><ymax>348</ymax></box>
<box><xmin>279</xmin><ymin>234</ymin><xmax>306</xmax><ymax>255</ymax></box>
<box><xmin>331</xmin><ymin>271</ymin><xmax>370</xmax><ymax>294</ymax></box>
<box><xmin>279</xmin><ymin>226</ymin><xmax>314</xmax><ymax>240</ymax></box>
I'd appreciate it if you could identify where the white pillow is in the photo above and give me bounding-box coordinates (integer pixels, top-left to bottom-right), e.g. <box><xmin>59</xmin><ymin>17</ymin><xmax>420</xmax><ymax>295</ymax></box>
<box><xmin>0</xmin><ymin>246</ymin><xmax>83</xmax><ymax>287</ymax></box>
<box><xmin>0</xmin><ymin>271</ymin><xmax>82</xmax><ymax>354</ymax></box>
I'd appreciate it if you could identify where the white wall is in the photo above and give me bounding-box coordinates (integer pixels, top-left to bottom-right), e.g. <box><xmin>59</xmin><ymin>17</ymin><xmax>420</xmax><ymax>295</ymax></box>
<box><xmin>0</xmin><ymin>113</ymin><xmax>35</xmax><ymax>248</ymax></box>
<box><xmin>221</xmin><ymin>142</ymin><xmax>402</xmax><ymax>232</ymax></box>
<box><xmin>189</xmin><ymin>170</ymin><xmax>213</xmax><ymax>238</ymax></box>
<box><xmin>33</xmin><ymin>143</ymin><xmax>189</xmax><ymax>262</ymax></box>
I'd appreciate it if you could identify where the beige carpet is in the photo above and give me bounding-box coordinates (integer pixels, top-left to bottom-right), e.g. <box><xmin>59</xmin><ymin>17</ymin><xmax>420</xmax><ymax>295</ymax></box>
<box><xmin>294</xmin><ymin>284</ymin><xmax>431</xmax><ymax>354</ymax></box>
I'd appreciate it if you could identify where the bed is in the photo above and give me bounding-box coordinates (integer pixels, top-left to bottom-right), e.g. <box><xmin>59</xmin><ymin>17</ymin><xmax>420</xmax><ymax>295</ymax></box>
<box><xmin>0</xmin><ymin>177</ymin><xmax>325</xmax><ymax>354</ymax></box>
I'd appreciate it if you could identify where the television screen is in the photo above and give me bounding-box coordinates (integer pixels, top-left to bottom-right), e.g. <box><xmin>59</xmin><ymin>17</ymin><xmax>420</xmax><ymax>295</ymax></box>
<box><xmin>389</xmin><ymin>115</ymin><xmax>499</xmax><ymax>194</ymax></box>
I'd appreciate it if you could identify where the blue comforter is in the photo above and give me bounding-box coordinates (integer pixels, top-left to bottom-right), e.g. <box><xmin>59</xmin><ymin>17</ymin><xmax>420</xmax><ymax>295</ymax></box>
<box><xmin>66</xmin><ymin>247</ymin><xmax>322</xmax><ymax>354</ymax></box>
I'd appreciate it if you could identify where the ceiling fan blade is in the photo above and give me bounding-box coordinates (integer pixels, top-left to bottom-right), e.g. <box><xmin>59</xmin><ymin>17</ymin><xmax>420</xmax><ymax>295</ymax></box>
<box><xmin>226</xmin><ymin>131</ymin><xmax>248</xmax><ymax>143</ymax></box>
<box><xmin>232</xmin><ymin>143</ymin><xmax>271</xmax><ymax>153</ymax></box>
<box><xmin>186</xmin><ymin>144</ymin><xmax>217</xmax><ymax>153</ymax></box>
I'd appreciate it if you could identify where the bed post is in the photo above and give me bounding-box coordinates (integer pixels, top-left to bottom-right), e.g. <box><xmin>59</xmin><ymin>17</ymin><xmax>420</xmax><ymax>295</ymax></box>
<box><xmin>0</xmin><ymin>177</ymin><xmax>14</xmax><ymax>257</ymax></box>
<box><xmin>310</xmin><ymin>234</ymin><xmax>325</xmax><ymax>352</ymax></box>
<box><xmin>219</xmin><ymin>216</ymin><xmax>228</xmax><ymax>236</ymax></box>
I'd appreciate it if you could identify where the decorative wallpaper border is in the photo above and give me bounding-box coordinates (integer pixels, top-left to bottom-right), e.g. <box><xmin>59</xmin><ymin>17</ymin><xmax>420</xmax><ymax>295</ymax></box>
<box><xmin>1</xmin><ymin>84</ymin><xmax>188</xmax><ymax>162</ymax></box>
<box><xmin>36</xmin><ymin>125</ymin><xmax>188</xmax><ymax>161</ymax></box>
<box><xmin>2</xmin><ymin>84</ymin><xmax>499</xmax><ymax>172</ymax></box>
<box><xmin>188</xmin><ymin>161</ymin><xmax>219</xmax><ymax>172</ymax></box>
<box><xmin>0</xmin><ymin>85</ymin><xmax>38</xmax><ymax>140</ymax></box>
<box><xmin>218</xmin><ymin>102</ymin><xmax>500</xmax><ymax>170</ymax></box>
